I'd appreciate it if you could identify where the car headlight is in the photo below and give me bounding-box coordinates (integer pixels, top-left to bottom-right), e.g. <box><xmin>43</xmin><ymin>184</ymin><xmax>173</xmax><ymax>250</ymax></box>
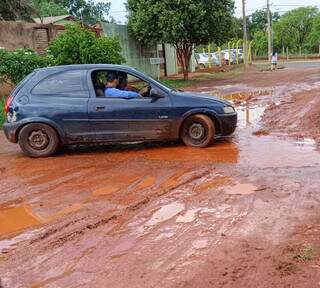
<box><xmin>223</xmin><ymin>106</ymin><xmax>235</xmax><ymax>114</ymax></box>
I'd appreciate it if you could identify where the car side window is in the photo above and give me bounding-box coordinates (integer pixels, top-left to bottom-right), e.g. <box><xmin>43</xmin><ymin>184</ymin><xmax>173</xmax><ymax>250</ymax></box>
<box><xmin>32</xmin><ymin>70</ymin><xmax>87</xmax><ymax>97</ymax></box>
<box><xmin>92</xmin><ymin>70</ymin><xmax>153</xmax><ymax>98</ymax></box>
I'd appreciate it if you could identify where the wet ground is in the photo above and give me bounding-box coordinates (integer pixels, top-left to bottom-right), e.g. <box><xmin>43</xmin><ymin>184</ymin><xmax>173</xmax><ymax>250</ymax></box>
<box><xmin>0</xmin><ymin>66</ymin><xmax>320</xmax><ymax>287</ymax></box>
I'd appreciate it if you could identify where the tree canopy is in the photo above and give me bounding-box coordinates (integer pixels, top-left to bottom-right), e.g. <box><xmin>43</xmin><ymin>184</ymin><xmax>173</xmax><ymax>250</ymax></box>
<box><xmin>52</xmin><ymin>0</ymin><xmax>110</xmax><ymax>24</ymax></box>
<box><xmin>48</xmin><ymin>23</ymin><xmax>124</xmax><ymax>65</ymax></box>
<box><xmin>249</xmin><ymin>6</ymin><xmax>320</xmax><ymax>56</ymax></box>
<box><xmin>127</xmin><ymin>0</ymin><xmax>234</xmax><ymax>79</ymax></box>
<box><xmin>32</xmin><ymin>0</ymin><xmax>67</xmax><ymax>22</ymax></box>
<box><xmin>0</xmin><ymin>0</ymin><xmax>34</xmax><ymax>21</ymax></box>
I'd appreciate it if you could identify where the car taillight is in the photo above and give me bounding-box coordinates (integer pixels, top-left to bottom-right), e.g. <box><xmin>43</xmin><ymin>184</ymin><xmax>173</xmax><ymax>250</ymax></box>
<box><xmin>4</xmin><ymin>95</ymin><xmax>13</xmax><ymax>113</ymax></box>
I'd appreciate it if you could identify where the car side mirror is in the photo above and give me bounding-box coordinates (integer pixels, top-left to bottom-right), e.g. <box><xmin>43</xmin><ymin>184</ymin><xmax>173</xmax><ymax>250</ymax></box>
<box><xmin>150</xmin><ymin>89</ymin><xmax>164</xmax><ymax>102</ymax></box>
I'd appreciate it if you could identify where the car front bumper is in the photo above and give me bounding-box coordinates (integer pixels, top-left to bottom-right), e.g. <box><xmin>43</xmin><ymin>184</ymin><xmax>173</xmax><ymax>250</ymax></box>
<box><xmin>219</xmin><ymin>112</ymin><xmax>238</xmax><ymax>136</ymax></box>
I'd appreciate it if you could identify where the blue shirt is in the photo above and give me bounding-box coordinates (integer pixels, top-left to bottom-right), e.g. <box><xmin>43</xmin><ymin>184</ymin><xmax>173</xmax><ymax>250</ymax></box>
<box><xmin>104</xmin><ymin>87</ymin><xmax>140</xmax><ymax>99</ymax></box>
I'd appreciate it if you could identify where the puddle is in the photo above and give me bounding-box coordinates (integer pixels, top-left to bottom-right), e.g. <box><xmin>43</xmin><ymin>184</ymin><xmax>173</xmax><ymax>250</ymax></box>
<box><xmin>239</xmin><ymin>134</ymin><xmax>320</xmax><ymax>169</ymax></box>
<box><xmin>293</xmin><ymin>137</ymin><xmax>317</xmax><ymax>148</ymax></box>
<box><xmin>0</xmin><ymin>228</ymin><xmax>44</xmax><ymax>253</ymax></box>
<box><xmin>93</xmin><ymin>185</ymin><xmax>121</xmax><ymax>196</ymax></box>
<box><xmin>135</xmin><ymin>176</ymin><xmax>156</xmax><ymax>190</ymax></box>
<box><xmin>224</xmin><ymin>182</ymin><xmax>257</xmax><ymax>195</ymax></box>
<box><xmin>202</xmin><ymin>89</ymin><xmax>273</xmax><ymax>102</ymax></box>
<box><xmin>0</xmin><ymin>206</ymin><xmax>42</xmax><ymax>236</ymax></box>
<box><xmin>45</xmin><ymin>203</ymin><xmax>83</xmax><ymax>222</ymax></box>
<box><xmin>196</xmin><ymin>177</ymin><xmax>232</xmax><ymax>193</ymax></box>
<box><xmin>176</xmin><ymin>209</ymin><xmax>201</xmax><ymax>223</ymax></box>
<box><xmin>192</xmin><ymin>239</ymin><xmax>208</xmax><ymax>250</ymax></box>
<box><xmin>146</xmin><ymin>202</ymin><xmax>185</xmax><ymax>226</ymax></box>
<box><xmin>236</xmin><ymin>105</ymin><xmax>267</xmax><ymax>128</ymax></box>
<box><xmin>144</xmin><ymin>142</ymin><xmax>239</xmax><ymax>164</ymax></box>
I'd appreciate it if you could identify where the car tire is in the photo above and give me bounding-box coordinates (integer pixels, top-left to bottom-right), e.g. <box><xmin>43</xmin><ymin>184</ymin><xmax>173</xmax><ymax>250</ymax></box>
<box><xmin>18</xmin><ymin>123</ymin><xmax>60</xmax><ymax>158</ymax></box>
<box><xmin>181</xmin><ymin>114</ymin><xmax>215</xmax><ymax>148</ymax></box>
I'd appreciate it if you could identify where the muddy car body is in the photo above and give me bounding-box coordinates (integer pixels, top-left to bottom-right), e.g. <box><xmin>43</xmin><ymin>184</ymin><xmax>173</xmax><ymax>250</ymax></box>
<box><xmin>3</xmin><ymin>64</ymin><xmax>237</xmax><ymax>157</ymax></box>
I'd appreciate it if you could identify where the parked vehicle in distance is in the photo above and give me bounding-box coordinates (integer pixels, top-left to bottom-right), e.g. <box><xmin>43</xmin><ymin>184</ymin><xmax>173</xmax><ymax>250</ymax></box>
<box><xmin>3</xmin><ymin>65</ymin><xmax>237</xmax><ymax>157</ymax></box>
<box><xmin>222</xmin><ymin>50</ymin><xmax>237</xmax><ymax>65</ymax></box>
<box><xmin>195</xmin><ymin>53</ymin><xmax>220</xmax><ymax>68</ymax></box>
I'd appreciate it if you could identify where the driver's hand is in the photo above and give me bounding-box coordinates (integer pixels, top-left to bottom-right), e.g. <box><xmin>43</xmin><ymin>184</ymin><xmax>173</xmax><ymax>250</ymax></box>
<box><xmin>139</xmin><ymin>85</ymin><xmax>150</xmax><ymax>96</ymax></box>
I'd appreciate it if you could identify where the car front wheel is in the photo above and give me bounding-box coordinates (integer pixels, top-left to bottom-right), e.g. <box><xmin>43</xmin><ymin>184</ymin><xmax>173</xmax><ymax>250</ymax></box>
<box><xmin>18</xmin><ymin>123</ymin><xmax>60</xmax><ymax>158</ymax></box>
<box><xmin>181</xmin><ymin>114</ymin><xmax>215</xmax><ymax>148</ymax></box>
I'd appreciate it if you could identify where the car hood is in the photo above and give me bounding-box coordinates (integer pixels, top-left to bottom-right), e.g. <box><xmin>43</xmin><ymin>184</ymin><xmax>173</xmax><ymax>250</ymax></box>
<box><xmin>172</xmin><ymin>91</ymin><xmax>232</xmax><ymax>106</ymax></box>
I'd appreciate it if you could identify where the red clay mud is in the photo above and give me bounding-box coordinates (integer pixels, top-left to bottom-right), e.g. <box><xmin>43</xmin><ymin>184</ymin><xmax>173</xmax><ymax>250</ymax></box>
<box><xmin>0</xmin><ymin>66</ymin><xmax>319</xmax><ymax>287</ymax></box>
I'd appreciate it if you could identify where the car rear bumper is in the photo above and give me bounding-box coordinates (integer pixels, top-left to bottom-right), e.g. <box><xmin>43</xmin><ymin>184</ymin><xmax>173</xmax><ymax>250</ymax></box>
<box><xmin>219</xmin><ymin>112</ymin><xmax>238</xmax><ymax>136</ymax></box>
<box><xmin>3</xmin><ymin>122</ymin><xmax>19</xmax><ymax>143</ymax></box>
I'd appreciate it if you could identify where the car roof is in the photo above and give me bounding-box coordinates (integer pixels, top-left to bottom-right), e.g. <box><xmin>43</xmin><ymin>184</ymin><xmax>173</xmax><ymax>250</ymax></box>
<box><xmin>35</xmin><ymin>64</ymin><xmax>139</xmax><ymax>73</ymax></box>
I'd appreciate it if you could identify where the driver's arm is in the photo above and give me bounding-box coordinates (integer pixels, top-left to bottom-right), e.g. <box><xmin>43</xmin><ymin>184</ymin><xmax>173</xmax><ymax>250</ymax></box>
<box><xmin>105</xmin><ymin>88</ymin><xmax>140</xmax><ymax>99</ymax></box>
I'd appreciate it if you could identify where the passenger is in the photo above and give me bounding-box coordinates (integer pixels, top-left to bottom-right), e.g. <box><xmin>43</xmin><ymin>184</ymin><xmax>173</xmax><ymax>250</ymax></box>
<box><xmin>104</xmin><ymin>72</ymin><xmax>140</xmax><ymax>99</ymax></box>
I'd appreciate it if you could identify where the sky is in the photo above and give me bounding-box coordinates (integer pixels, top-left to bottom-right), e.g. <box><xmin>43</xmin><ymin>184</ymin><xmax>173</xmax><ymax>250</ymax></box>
<box><xmin>106</xmin><ymin>0</ymin><xmax>320</xmax><ymax>23</ymax></box>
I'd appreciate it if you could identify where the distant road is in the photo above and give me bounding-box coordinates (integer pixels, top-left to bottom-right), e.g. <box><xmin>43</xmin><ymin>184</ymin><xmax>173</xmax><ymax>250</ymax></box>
<box><xmin>254</xmin><ymin>59</ymin><xmax>320</xmax><ymax>69</ymax></box>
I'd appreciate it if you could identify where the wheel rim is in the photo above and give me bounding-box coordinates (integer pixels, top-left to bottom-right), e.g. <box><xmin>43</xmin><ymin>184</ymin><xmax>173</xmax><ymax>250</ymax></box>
<box><xmin>28</xmin><ymin>130</ymin><xmax>49</xmax><ymax>150</ymax></box>
<box><xmin>188</xmin><ymin>123</ymin><xmax>205</xmax><ymax>140</ymax></box>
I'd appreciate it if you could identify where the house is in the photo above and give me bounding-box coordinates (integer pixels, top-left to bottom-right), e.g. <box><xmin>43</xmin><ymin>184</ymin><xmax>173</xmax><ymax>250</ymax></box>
<box><xmin>33</xmin><ymin>15</ymin><xmax>76</xmax><ymax>25</ymax></box>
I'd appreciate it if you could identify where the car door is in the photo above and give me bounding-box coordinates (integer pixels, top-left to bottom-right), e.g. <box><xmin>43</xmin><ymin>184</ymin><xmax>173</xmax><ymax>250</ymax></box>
<box><xmin>87</xmin><ymin>70</ymin><xmax>175</xmax><ymax>142</ymax></box>
<box><xmin>30</xmin><ymin>69</ymin><xmax>93</xmax><ymax>143</ymax></box>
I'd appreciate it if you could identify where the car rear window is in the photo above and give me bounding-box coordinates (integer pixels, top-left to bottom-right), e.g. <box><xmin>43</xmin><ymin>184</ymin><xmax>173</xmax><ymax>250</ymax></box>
<box><xmin>32</xmin><ymin>70</ymin><xmax>87</xmax><ymax>97</ymax></box>
<box><xmin>11</xmin><ymin>71</ymin><xmax>36</xmax><ymax>97</ymax></box>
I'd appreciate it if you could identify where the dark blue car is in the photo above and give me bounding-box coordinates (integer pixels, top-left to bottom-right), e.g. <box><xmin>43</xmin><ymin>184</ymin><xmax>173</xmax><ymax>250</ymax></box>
<box><xmin>3</xmin><ymin>64</ymin><xmax>237</xmax><ymax>157</ymax></box>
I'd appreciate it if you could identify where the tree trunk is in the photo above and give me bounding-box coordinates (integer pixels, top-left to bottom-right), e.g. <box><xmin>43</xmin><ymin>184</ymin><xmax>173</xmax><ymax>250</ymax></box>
<box><xmin>176</xmin><ymin>44</ymin><xmax>193</xmax><ymax>81</ymax></box>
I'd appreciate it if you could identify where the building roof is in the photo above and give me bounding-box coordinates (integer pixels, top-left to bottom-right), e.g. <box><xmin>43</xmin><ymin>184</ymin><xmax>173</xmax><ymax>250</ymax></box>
<box><xmin>33</xmin><ymin>15</ymin><xmax>74</xmax><ymax>25</ymax></box>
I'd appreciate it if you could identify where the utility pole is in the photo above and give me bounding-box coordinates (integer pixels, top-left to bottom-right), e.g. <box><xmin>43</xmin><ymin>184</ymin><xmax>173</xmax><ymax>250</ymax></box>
<box><xmin>242</xmin><ymin>0</ymin><xmax>248</xmax><ymax>68</ymax></box>
<box><xmin>267</xmin><ymin>0</ymin><xmax>272</xmax><ymax>61</ymax></box>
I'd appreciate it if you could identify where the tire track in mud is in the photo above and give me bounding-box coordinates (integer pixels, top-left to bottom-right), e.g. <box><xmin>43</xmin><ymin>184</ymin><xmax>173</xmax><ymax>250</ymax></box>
<box><xmin>24</xmin><ymin>168</ymin><xmax>214</xmax><ymax>250</ymax></box>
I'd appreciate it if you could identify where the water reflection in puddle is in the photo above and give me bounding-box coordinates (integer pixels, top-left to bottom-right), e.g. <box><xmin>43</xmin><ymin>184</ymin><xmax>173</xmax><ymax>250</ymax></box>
<box><xmin>0</xmin><ymin>206</ymin><xmax>42</xmax><ymax>236</ymax></box>
<box><xmin>236</xmin><ymin>105</ymin><xmax>267</xmax><ymax>128</ymax></box>
<box><xmin>146</xmin><ymin>202</ymin><xmax>185</xmax><ymax>226</ymax></box>
<box><xmin>224</xmin><ymin>182</ymin><xmax>257</xmax><ymax>195</ymax></box>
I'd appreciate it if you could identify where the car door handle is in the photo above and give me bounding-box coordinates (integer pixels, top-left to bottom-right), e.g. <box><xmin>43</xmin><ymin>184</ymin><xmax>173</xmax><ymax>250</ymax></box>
<box><xmin>96</xmin><ymin>106</ymin><xmax>106</xmax><ymax>112</ymax></box>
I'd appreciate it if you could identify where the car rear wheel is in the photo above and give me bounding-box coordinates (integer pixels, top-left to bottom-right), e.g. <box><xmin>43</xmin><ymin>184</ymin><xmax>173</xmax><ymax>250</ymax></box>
<box><xmin>18</xmin><ymin>123</ymin><xmax>60</xmax><ymax>158</ymax></box>
<box><xmin>181</xmin><ymin>114</ymin><xmax>215</xmax><ymax>148</ymax></box>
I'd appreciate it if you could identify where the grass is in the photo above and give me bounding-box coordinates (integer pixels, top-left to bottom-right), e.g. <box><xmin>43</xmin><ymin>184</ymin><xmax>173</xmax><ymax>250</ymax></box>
<box><xmin>159</xmin><ymin>78</ymin><xmax>200</xmax><ymax>89</ymax></box>
<box><xmin>159</xmin><ymin>66</ymin><xmax>245</xmax><ymax>90</ymax></box>
<box><xmin>0</xmin><ymin>97</ymin><xmax>5</xmax><ymax>129</ymax></box>
<box><xmin>293</xmin><ymin>244</ymin><xmax>315</xmax><ymax>261</ymax></box>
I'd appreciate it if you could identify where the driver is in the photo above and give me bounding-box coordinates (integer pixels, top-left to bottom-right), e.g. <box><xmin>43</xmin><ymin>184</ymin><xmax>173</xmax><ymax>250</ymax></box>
<box><xmin>118</xmin><ymin>72</ymin><xmax>139</xmax><ymax>93</ymax></box>
<box><xmin>104</xmin><ymin>72</ymin><xmax>140</xmax><ymax>99</ymax></box>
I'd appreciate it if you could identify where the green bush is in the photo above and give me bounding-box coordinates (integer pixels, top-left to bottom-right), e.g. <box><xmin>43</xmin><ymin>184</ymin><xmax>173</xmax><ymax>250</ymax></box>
<box><xmin>49</xmin><ymin>23</ymin><xmax>125</xmax><ymax>65</ymax></box>
<box><xmin>0</xmin><ymin>48</ymin><xmax>51</xmax><ymax>85</ymax></box>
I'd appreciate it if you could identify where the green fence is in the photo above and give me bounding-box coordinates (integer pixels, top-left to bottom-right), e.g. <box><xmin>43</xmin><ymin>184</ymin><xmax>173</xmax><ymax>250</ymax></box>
<box><xmin>101</xmin><ymin>23</ymin><xmax>160</xmax><ymax>78</ymax></box>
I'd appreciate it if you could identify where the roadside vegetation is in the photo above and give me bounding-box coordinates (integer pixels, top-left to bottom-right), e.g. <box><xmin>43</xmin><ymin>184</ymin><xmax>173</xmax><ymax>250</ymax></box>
<box><xmin>0</xmin><ymin>24</ymin><xmax>123</xmax><ymax>86</ymax></box>
<box><xmin>293</xmin><ymin>244</ymin><xmax>316</xmax><ymax>261</ymax></box>
<box><xmin>245</xmin><ymin>7</ymin><xmax>320</xmax><ymax>56</ymax></box>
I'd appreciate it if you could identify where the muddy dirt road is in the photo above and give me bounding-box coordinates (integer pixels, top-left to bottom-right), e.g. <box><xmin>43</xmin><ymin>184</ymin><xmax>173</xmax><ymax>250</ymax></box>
<box><xmin>0</xmin><ymin>66</ymin><xmax>320</xmax><ymax>288</ymax></box>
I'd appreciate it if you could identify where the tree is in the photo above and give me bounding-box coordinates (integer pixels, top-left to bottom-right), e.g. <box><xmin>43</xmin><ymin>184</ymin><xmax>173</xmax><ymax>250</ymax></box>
<box><xmin>127</xmin><ymin>0</ymin><xmax>234</xmax><ymax>80</ymax></box>
<box><xmin>32</xmin><ymin>0</ymin><xmax>68</xmax><ymax>23</ymax></box>
<box><xmin>0</xmin><ymin>0</ymin><xmax>33</xmax><ymax>21</ymax></box>
<box><xmin>252</xmin><ymin>30</ymin><xmax>268</xmax><ymax>56</ymax></box>
<box><xmin>306</xmin><ymin>15</ymin><xmax>320</xmax><ymax>53</ymax></box>
<box><xmin>273</xmin><ymin>7</ymin><xmax>319</xmax><ymax>53</ymax></box>
<box><xmin>48</xmin><ymin>23</ymin><xmax>124</xmax><ymax>65</ymax></box>
<box><xmin>53</xmin><ymin>0</ymin><xmax>111</xmax><ymax>25</ymax></box>
<box><xmin>248</xmin><ymin>9</ymin><xmax>280</xmax><ymax>38</ymax></box>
